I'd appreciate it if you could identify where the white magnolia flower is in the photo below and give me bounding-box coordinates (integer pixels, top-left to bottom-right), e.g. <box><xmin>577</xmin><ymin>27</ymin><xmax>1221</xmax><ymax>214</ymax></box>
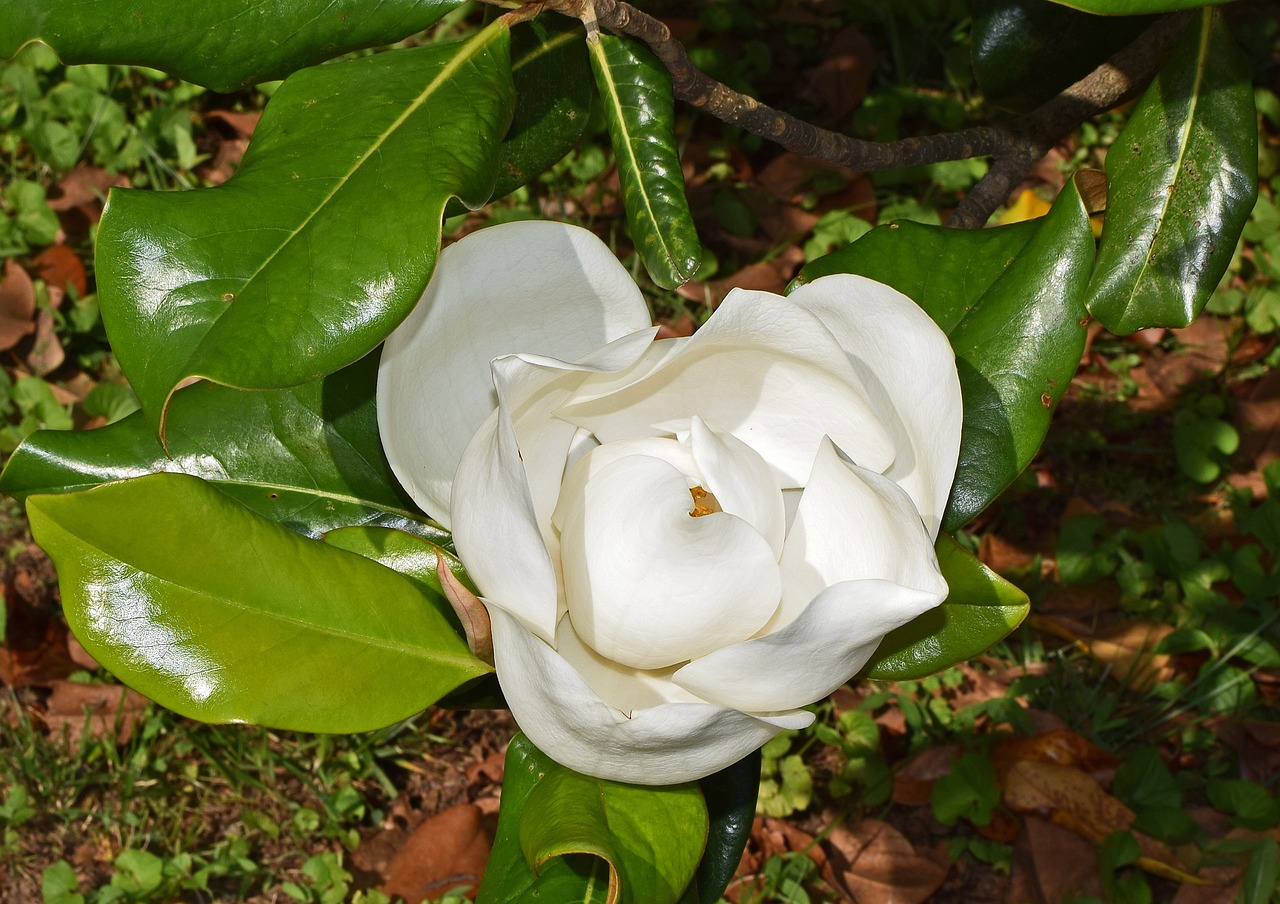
<box><xmin>378</xmin><ymin>220</ymin><xmax>963</xmax><ymax>784</ymax></box>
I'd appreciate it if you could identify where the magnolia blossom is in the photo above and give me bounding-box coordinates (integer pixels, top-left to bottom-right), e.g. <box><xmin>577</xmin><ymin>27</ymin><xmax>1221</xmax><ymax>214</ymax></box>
<box><xmin>378</xmin><ymin>221</ymin><xmax>962</xmax><ymax>784</ymax></box>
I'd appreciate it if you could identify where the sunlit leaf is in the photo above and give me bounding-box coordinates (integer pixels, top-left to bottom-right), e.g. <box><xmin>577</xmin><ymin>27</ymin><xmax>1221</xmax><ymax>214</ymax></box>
<box><xmin>96</xmin><ymin>24</ymin><xmax>513</xmax><ymax>434</ymax></box>
<box><xmin>2</xmin><ymin>0</ymin><xmax>463</xmax><ymax>91</ymax></box>
<box><xmin>861</xmin><ymin>535</ymin><xmax>1030</xmax><ymax>680</ymax></box>
<box><xmin>1048</xmin><ymin>0</ymin><xmax>1237</xmax><ymax>13</ymax></box>
<box><xmin>28</xmin><ymin>472</ymin><xmax>489</xmax><ymax>731</ymax></box>
<box><xmin>588</xmin><ymin>34</ymin><xmax>702</xmax><ymax>289</ymax></box>
<box><xmin>1087</xmin><ymin>8</ymin><xmax>1257</xmax><ymax>332</ymax></box>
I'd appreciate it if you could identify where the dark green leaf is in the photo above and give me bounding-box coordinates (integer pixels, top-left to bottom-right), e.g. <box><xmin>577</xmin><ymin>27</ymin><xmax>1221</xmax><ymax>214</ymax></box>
<box><xmin>1048</xmin><ymin>0</ymin><xmax>1237</xmax><ymax>13</ymax></box>
<box><xmin>679</xmin><ymin>751</ymin><xmax>760</xmax><ymax>904</ymax></box>
<box><xmin>971</xmin><ymin>0</ymin><xmax>1153</xmax><ymax>113</ymax></box>
<box><xmin>798</xmin><ymin>175</ymin><xmax>1094</xmax><ymax>530</ymax></box>
<box><xmin>861</xmin><ymin>534</ymin><xmax>1029</xmax><ymax>680</ymax></box>
<box><xmin>1086</xmin><ymin>9</ymin><xmax>1257</xmax><ymax>332</ymax></box>
<box><xmin>479</xmin><ymin>734</ymin><xmax>706</xmax><ymax>904</ymax></box>
<box><xmin>96</xmin><ymin>26</ymin><xmax>514</xmax><ymax>433</ymax></box>
<box><xmin>0</xmin><ymin>355</ymin><xmax>440</xmax><ymax>540</ymax></box>
<box><xmin>27</xmin><ymin>472</ymin><xmax>490</xmax><ymax>731</ymax></box>
<box><xmin>2</xmin><ymin>0</ymin><xmax>463</xmax><ymax>92</ymax></box>
<box><xmin>588</xmin><ymin>34</ymin><xmax>701</xmax><ymax>289</ymax></box>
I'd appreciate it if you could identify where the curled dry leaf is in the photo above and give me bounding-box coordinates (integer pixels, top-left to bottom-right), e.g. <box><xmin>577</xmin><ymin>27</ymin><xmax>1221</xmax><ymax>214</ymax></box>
<box><xmin>0</xmin><ymin>259</ymin><xmax>36</xmax><ymax>351</ymax></box>
<box><xmin>379</xmin><ymin>802</ymin><xmax>491</xmax><ymax>903</ymax></box>
<box><xmin>825</xmin><ymin>818</ymin><xmax>948</xmax><ymax>904</ymax></box>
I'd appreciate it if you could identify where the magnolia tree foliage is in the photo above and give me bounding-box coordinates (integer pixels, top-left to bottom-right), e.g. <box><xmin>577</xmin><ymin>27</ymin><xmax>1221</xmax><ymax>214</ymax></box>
<box><xmin>0</xmin><ymin>0</ymin><xmax>1262</xmax><ymax>901</ymax></box>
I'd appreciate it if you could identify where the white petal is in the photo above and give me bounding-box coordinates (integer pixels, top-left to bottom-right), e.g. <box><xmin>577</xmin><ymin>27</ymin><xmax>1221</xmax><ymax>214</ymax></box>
<box><xmin>450</xmin><ymin>330</ymin><xmax>658</xmax><ymax>644</ymax></box>
<box><xmin>771</xmin><ymin>437</ymin><xmax>947</xmax><ymax>632</ymax></box>
<box><xmin>558</xmin><ymin>453</ymin><xmax>781</xmax><ymax>669</ymax></box>
<box><xmin>491</xmin><ymin>608</ymin><xmax>813</xmax><ymax>784</ymax></box>
<box><xmin>674</xmin><ymin>579</ymin><xmax>941</xmax><ymax>712</ymax></box>
<box><xmin>787</xmin><ymin>274</ymin><xmax>962</xmax><ymax>537</ymax></box>
<box><xmin>559</xmin><ymin>288</ymin><xmax>897</xmax><ymax>487</ymax></box>
<box><xmin>685</xmin><ymin>416</ymin><xmax>785</xmax><ymax>558</ymax></box>
<box><xmin>377</xmin><ymin>221</ymin><xmax>650</xmax><ymax>527</ymax></box>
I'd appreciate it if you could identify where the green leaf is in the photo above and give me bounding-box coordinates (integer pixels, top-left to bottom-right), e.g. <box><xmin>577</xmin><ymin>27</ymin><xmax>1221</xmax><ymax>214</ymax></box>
<box><xmin>930</xmin><ymin>751</ymin><xmax>999</xmax><ymax>826</ymax></box>
<box><xmin>1086</xmin><ymin>9</ymin><xmax>1257</xmax><ymax>332</ymax></box>
<box><xmin>96</xmin><ymin>25</ymin><xmax>514</xmax><ymax>434</ymax></box>
<box><xmin>41</xmin><ymin>861</ymin><xmax>84</xmax><ymax>904</ymax></box>
<box><xmin>1048</xmin><ymin>0</ymin><xmax>1237</xmax><ymax>13</ymax></box>
<box><xmin>798</xmin><ymin>175</ymin><xmax>1094</xmax><ymax>530</ymax></box>
<box><xmin>1241</xmin><ymin>839</ymin><xmax>1280</xmax><ymax>904</ymax></box>
<box><xmin>588</xmin><ymin>34</ymin><xmax>702</xmax><ymax>289</ymax></box>
<box><xmin>2</xmin><ymin>0</ymin><xmax>464</xmax><ymax>92</ymax></box>
<box><xmin>27</xmin><ymin>472</ymin><xmax>489</xmax><ymax>731</ymax></box>
<box><xmin>971</xmin><ymin>0</ymin><xmax>1153</xmax><ymax>113</ymax></box>
<box><xmin>0</xmin><ymin>355</ymin><xmax>440</xmax><ymax>540</ymax></box>
<box><xmin>861</xmin><ymin>534</ymin><xmax>1030</xmax><ymax>680</ymax></box>
<box><xmin>679</xmin><ymin>751</ymin><xmax>760</xmax><ymax>904</ymax></box>
<box><xmin>479</xmin><ymin>734</ymin><xmax>707</xmax><ymax>904</ymax></box>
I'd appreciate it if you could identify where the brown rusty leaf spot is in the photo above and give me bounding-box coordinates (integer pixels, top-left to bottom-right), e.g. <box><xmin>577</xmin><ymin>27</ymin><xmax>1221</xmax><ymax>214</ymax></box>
<box><xmin>0</xmin><ymin>259</ymin><xmax>37</xmax><ymax>352</ymax></box>
<box><xmin>378</xmin><ymin>803</ymin><xmax>490</xmax><ymax>902</ymax></box>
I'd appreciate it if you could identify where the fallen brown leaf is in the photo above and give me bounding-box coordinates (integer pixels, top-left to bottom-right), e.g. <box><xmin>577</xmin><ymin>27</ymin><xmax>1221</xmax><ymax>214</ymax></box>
<box><xmin>31</xmin><ymin>244</ymin><xmax>88</xmax><ymax>296</ymax></box>
<box><xmin>378</xmin><ymin>802</ymin><xmax>490</xmax><ymax>903</ymax></box>
<box><xmin>825</xmin><ymin>818</ymin><xmax>948</xmax><ymax>904</ymax></box>
<box><xmin>1007</xmin><ymin>815</ymin><xmax>1102</xmax><ymax>904</ymax></box>
<box><xmin>43</xmin><ymin>681</ymin><xmax>149</xmax><ymax>747</ymax></box>
<box><xmin>0</xmin><ymin>259</ymin><xmax>37</xmax><ymax>351</ymax></box>
<box><xmin>993</xmin><ymin>729</ymin><xmax>1121</xmax><ymax>787</ymax></box>
<box><xmin>27</xmin><ymin>308</ymin><xmax>66</xmax><ymax>376</ymax></box>
<box><xmin>892</xmin><ymin>744</ymin><xmax>963</xmax><ymax>806</ymax></box>
<box><xmin>802</xmin><ymin>27</ymin><xmax>875</xmax><ymax>123</ymax></box>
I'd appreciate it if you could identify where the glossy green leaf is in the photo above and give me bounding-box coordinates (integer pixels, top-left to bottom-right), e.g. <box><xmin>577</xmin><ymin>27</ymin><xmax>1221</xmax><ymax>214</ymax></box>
<box><xmin>479</xmin><ymin>734</ymin><xmax>707</xmax><ymax>904</ymax></box>
<box><xmin>971</xmin><ymin>0</ymin><xmax>1153</xmax><ymax>113</ymax></box>
<box><xmin>27</xmin><ymin>472</ymin><xmax>489</xmax><ymax>731</ymax></box>
<box><xmin>797</xmin><ymin>175</ymin><xmax>1095</xmax><ymax>530</ymax></box>
<box><xmin>861</xmin><ymin>535</ymin><xmax>1030</xmax><ymax>680</ymax></box>
<box><xmin>1086</xmin><ymin>9</ymin><xmax>1257</xmax><ymax>333</ymax></box>
<box><xmin>1</xmin><ymin>0</ymin><xmax>462</xmax><ymax>92</ymax></box>
<box><xmin>678</xmin><ymin>750</ymin><xmax>760</xmax><ymax>904</ymax></box>
<box><xmin>588</xmin><ymin>34</ymin><xmax>702</xmax><ymax>289</ymax></box>
<box><xmin>96</xmin><ymin>25</ymin><xmax>514</xmax><ymax>434</ymax></box>
<box><xmin>497</xmin><ymin>18</ymin><xmax>594</xmax><ymax>200</ymax></box>
<box><xmin>1048</xmin><ymin>0</ymin><xmax>1237</xmax><ymax>13</ymax></box>
<box><xmin>0</xmin><ymin>355</ymin><xmax>440</xmax><ymax>540</ymax></box>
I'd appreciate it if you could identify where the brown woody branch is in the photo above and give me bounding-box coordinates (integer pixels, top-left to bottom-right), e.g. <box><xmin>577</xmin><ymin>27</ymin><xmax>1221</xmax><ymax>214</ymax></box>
<box><xmin>500</xmin><ymin>0</ymin><xmax>1190</xmax><ymax>228</ymax></box>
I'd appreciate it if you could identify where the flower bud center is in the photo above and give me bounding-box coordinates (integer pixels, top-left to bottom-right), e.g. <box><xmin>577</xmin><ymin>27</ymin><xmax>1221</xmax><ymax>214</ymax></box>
<box><xmin>688</xmin><ymin>485</ymin><xmax>722</xmax><ymax>517</ymax></box>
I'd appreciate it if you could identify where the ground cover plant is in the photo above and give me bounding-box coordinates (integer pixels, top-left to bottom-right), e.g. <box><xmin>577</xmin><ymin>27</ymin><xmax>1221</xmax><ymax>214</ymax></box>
<box><xmin>0</xmin><ymin>0</ymin><xmax>1277</xmax><ymax>901</ymax></box>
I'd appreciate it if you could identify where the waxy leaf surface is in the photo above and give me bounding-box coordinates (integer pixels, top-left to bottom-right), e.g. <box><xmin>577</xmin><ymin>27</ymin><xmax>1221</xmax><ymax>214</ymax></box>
<box><xmin>588</xmin><ymin>34</ymin><xmax>702</xmax><ymax>289</ymax></box>
<box><xmin>479</xmin><ymin>734</ymin><xmax>706</xmax><ymax>904</ymax></box>
<box><xmin>96</xmin><ymin>27</ymin><xmax>513</xmax><ymax>434</ymax></box>
<box><xmin>861</xmin><ymin>535</ymin><xmax>1030</xmax><ymax>680</ymax></box>
<box><xmin>27</xmin><ymin>472</ymin><xmax>489</xmax><ymax>731</ymax></box>
<box><xmin>678</xmin><ymin>751</ymin><xmax>761</xmax><ymax>904</ymax></box>
<box><xmin>797</xmin><ymin>174</ymin><xmax>1095</xmax><ymax>530</ymax></box>
<box><xmin>1086</xmin><ymin>9</ymin><xmax>1257</xmax><ymax>333</ymax></box>
<box><xmin>0</xmin><ymin>356</ymin><xmax>440</xmax><ymax>540</ymax></box>
<box><xmin>1</xmin><ymin>0</ymin><xmax>462</xmax><ymax>91</ymax></box>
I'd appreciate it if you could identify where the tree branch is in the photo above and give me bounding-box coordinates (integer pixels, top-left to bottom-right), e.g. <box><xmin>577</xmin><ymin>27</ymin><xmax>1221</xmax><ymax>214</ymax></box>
<box><xmin>496</xmin><ymin>0</ymin><xmax>1190</xmax><ymax>228</ymax></box>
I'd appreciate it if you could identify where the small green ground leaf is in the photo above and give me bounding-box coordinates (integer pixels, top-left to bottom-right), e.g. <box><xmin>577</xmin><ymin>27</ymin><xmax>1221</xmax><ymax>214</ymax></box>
<box><xmin>478</xmin><ymin>734</ymin><xmax>706</xmax><ymax>904</ymax></box>
<box><xmin>2</xmin><ymin>0</ymin><xmax>462</xmax><ymax>92</ymax></box>
<box><xmin>96</xmin><ymin>25</ymin><xmax>514</xmax><ymax>434</ymax></box>
<box><xmin>588</xmin><ymin>34</ymin><xmax>702</xmax><ymax>289</ymax></box>
<box><xmin>27</xmin><ymin>472</ymin><xmax>489</xmax><ymax>731</ymax></box>
<box><xmin>861</xmin><ymin>535</ymin><xmax>1030</xmax><ymax>680</ymax></box>
<box><xmin>1086</xmin><ymin>8</ymin><xmax>1257</xmax><ymax>332</ymax></box>
<box><xmin>1049</xmin><ymin>0</ymin><xmax>1236</xmax><ymax>13</ymax></box>
<box><xmin>797</xmin><ymin>176</ymin><xmax>1093</xmax><ymax>530</ymax></box>
<box><xmin>0</xmin><ymin>355</ymin><xmax>440</xmax><ymax>540</ymax></box>
<box><xmin>971</xmin><ymin>0</ymin><xmax>1153</xmax><ymax>113</ymax></box>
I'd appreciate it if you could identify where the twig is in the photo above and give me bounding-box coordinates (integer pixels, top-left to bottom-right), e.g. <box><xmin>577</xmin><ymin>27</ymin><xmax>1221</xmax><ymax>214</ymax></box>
<box><xmin>489</xmin><ymin>0</ymin><xmax>1190</xmax><ymax>228</ymax></box>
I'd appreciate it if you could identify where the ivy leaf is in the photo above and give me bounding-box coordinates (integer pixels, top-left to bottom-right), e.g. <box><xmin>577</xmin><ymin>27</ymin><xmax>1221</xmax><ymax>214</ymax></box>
<box><xmin>861</xmin><ymin>534</ymin><xmax>1030</xmax><ymax>680</ymax></box>
<box><xmin>27</xmin><ymin>472</ymin><xmax>490</xmax><ymax>731</ymax></box>
<box><xmin>1</xmin><ymin>0</ymin><xmax>464</xmax><ymax>92</ymax></box>
<box><xmin>479</xmin><ymin>734</ymin><xmax>707</xmax><ymax>904</ymax></box>
<box><xmin>588</xmin><ymin>33</ymin><xmax>702</xmax><ymax>289</ymax></box>
<box><xmin>797</xmin><ymin>173</ymin><xmax>1097</xmax><ymax>530</ymax></box>
<box><xmin>96</xmin><ymin>25</ymin><xmax>514</xmax><ymax>435</ymax></box>
<box><xmin>1086</xmin><ymin>8</ymin><xmax>1257</xmax><ymax>332</ymax></box>
<box><xmin>0</xmin><ymin>355</ymin><xmax>440</xmax><ymax>540</ymax></box>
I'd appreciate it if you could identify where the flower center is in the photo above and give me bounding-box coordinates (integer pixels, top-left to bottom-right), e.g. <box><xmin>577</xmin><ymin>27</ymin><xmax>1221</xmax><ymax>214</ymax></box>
<box><xmin>688</xmin><ymin>485</ymin><xmax>722</xmax><ymax>517</ymax></box>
